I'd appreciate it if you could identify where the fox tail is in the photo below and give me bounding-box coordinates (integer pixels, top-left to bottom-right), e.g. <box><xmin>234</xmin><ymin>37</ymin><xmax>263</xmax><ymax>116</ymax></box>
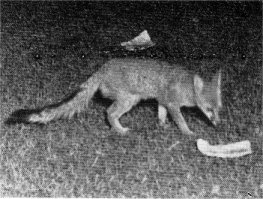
<box><xmin>5</xmin><ymin>72</ymin><xmax>102</xmax><ymax>125</ymax></box>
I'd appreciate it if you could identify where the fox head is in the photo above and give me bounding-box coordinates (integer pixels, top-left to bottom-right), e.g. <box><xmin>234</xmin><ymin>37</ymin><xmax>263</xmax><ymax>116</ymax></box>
<box><xmin>194</xmin><ymin>70</ymin><xmax>222</xmax><ymax>126</ymax></box>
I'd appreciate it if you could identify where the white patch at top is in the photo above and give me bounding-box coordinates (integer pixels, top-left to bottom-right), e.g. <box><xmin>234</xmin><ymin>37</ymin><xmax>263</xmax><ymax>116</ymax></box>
<box><xmin>121</xmin><ymin>30</ymin><xmax>155</xmax><ymax>51</ymax></box>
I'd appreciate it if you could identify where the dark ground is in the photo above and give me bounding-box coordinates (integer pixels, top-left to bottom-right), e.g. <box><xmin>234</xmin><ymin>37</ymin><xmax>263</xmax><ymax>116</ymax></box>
<box><xmin>0</xmin><ymin>1</ymin><xmax>262</xmax><ymax>197</ymax></box>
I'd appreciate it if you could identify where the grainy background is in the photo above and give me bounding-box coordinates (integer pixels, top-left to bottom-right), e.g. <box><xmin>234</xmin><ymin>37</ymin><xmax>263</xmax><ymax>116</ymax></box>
<box><xmin>0</xmin><ymin>1</ymin><xmax>262</xmax><ymax>197</ymax></box>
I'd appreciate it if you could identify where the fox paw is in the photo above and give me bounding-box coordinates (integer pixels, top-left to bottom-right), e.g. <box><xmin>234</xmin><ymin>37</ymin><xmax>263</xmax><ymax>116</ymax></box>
<box><xmin>159</xmin><ymin>121</ymin><xmax>170</xmax><ymax>129</ymax></box>
<box><xmin>182</xmin><ymin>129</ymin><xmax>195</xmax><ymax>135</ymax></box>
<box><xmin>115</xmin><ymin>127</ymin><xmax>130</xmax><ymax>135</ymax></box>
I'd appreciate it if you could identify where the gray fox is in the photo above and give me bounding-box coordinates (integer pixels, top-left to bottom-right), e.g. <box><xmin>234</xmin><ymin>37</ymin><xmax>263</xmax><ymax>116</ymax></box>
<box><xmin>6</xmin><ymin>58</ymin><xmax>222</xmax><ymax>135</ymax></box>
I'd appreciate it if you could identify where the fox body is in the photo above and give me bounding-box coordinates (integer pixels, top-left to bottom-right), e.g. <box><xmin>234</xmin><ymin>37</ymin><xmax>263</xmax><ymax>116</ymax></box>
<box><xmin>6</xmin><ymin>58</ymin><xmax>222</xmax><ymax>135</ymax></box>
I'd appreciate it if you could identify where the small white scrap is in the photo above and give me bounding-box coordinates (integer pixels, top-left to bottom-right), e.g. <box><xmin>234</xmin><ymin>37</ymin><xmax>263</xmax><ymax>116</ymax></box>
<box><xmin>121</xmin><ymin>30</ymin><xmax>155</xmax><ymax>51</ymax></box>
<box><xmin>197</xmin><ymin>139</ymin><xmax>252</xmax><ymax>158</ymax></box>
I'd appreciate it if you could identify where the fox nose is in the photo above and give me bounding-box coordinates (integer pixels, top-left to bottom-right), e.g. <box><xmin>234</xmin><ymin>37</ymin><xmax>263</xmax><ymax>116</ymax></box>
<box><xmin>212</xmin><ymin>115</ymin><xmax>220</xmax><ymax>126</ymax></box>
<box><xmin>212</xmin><ymin>120</ymin><xmax>217</xmax><ymax>126</ymax></box>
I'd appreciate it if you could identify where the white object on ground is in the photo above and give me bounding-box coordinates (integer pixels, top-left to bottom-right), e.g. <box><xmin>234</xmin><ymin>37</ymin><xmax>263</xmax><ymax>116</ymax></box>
<box><xmin>121</xmin><ymin>30</ymin><xmax>155</xmax><ymax>51</ymax></box>
<box><xmin>197</xmin><ymin>139</ymin><xmax>252</xmax><ymax>158</ymax></box>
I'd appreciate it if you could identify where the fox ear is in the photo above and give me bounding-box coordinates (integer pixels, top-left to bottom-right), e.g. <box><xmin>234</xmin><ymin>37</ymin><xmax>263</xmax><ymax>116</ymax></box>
<box><xmin>213</xmin><ymin>69</ymin><xmax>221</xmax><ymax>88</ymax></box>
<box><xmin>214</xmin><ymin>70</ymin><xmax>222</xmax><ymax>107</ymax></box>
<box><xmin>194</xmin><ymin>75</ymin><xmax>204</xmax><ymax>94</ymax></box>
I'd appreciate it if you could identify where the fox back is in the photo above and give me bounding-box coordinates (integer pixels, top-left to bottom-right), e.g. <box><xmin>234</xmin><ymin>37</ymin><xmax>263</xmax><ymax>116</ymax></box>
<box><xmin>100</xmin><ymin>59</ymin><xmax>193</xmax><ymax>100</ymax></box>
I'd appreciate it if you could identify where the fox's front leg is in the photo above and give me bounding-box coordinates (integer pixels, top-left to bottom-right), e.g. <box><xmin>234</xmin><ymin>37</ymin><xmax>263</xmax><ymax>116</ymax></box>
<box><xmin>167</xmin><ymin>103</ymin><xmax>194</xmax><ymax>135</ymax></box>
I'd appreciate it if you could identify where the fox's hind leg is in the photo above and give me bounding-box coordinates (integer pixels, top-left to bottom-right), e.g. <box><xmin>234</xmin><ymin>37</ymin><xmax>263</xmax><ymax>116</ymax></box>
<box><xmin>107</xmin><ymin>94</ymin><xmax>140</xmax><ymax>135</ymax></box>
<box><xmin>158</xmin><ymin>105</ymin><xmax>170</xmax><ymax>128</ymax></box>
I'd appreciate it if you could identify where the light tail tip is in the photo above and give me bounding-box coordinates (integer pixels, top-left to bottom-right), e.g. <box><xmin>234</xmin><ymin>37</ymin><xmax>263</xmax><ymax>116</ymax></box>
<box><xmin>5</xmin><ymin>109</ymin><xmax>40</xmax><ymax>125</ymax></box>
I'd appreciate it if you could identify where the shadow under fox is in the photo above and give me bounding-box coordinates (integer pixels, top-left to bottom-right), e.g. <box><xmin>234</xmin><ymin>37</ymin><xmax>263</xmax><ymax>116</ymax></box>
<box><xmin>6</xmin><ymin>58</ymin><xmax>222</xmax><ymax>135</ymax></box>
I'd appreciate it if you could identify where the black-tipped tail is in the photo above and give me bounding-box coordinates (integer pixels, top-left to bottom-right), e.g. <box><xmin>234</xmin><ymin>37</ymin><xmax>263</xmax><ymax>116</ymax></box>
<box><xmin>5</xmin><ymin>109</ymin><xmax>41</xmax><ymax>125</ymax></box>
<box><xmin>5</xmin><ymin>71</ymin><xmax>102</xmax><ymax>126</ymax></box>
